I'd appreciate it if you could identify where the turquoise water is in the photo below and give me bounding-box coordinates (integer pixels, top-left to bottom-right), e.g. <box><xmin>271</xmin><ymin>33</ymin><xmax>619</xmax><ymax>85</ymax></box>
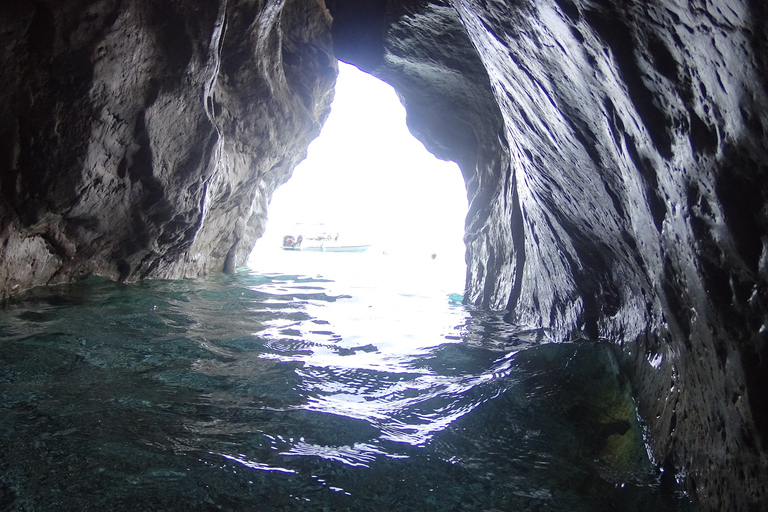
<box><xmin>0</xmin><ymin>251</ymin><xmax>692</xmax><ymax>511</ymax></box>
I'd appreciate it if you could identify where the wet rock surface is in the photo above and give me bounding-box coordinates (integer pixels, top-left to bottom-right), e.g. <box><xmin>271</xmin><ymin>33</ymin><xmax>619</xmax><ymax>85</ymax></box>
<box><xmin>1</xmin><ymin>0</ymin><xmax>767</xmax><ymax>510</ymax></box>
<box><xmin>329</xmin><ymin>0</ymin><xmax>768</xmax><ymax>510</ymax></box>
<box><xmin>0</xmin><ymin>0</ymin><xmax>336</xmax><ymax>294</ymax></box>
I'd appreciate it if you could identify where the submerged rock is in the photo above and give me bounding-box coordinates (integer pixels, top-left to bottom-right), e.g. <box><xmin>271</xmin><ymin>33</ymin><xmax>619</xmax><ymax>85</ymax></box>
<box><xmin>1</xmin><ymin>0</ymin><xmax>766</xmax><ymax>510</ymax></box>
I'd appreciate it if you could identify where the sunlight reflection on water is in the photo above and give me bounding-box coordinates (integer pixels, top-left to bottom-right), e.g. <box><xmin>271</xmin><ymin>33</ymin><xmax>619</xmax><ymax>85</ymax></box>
<box><xmin>244</xmin><ymin>247</ymin><xmax>491</xmax><ymax>447</ymax></box>
<box><xmin>0</xmin><ymin>253</ymin><xmax>694</xmax><ymax>510</ymax></box>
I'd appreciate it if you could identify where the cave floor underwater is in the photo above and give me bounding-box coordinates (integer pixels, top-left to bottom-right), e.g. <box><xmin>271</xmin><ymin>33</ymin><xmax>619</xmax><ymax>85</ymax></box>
<box><xmin>0</xmin><ymin>252</ymin><xmax>695</xmax><ymax>511</ymax></box>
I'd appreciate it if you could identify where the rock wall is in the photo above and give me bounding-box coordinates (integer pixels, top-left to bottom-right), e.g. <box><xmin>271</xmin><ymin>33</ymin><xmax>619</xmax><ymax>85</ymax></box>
<box><xmin>457</xmin><ymin>1</ymin><xmax>768</xmax><ymax>509</ymax></box>
<box><xmin>0</xmin><ymin>0</ymin><xmax>336</xmax><ymax>295</ymax></box>
<box><xmin>1</xmin><ymin>0</ymin><xmax>767</xmax><ymax>510</ymax></box>
<box><xmin>328</xmin><ymin>0</ymin><xmax>768</xmax><ymax>510</ymax></box>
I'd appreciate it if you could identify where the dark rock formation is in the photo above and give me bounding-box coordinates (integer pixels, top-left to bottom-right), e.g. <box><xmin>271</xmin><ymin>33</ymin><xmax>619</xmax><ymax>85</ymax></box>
<box><xmin>0</xmin><ymin>0</ymin><xmax>336</xmax><ymax>294</ymax></box>
<box><xmin>1</xmin><ymin>0</ymin><xmax>767</xmax><ymax>510</ymax></box>
<box><xmin>329</xmin><ymin>1</ymin><xmax>768</xmax><ymax>510</ymax></box>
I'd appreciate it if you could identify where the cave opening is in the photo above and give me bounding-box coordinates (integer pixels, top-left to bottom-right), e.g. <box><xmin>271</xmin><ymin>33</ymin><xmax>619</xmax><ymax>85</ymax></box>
<box><xmin>248</xmin><ymin>61</ymin><xmax>468</xmax><ymax>293</ymax></box>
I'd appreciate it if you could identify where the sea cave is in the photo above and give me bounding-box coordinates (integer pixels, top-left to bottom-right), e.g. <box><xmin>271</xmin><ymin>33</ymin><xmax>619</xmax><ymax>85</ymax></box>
<box><xmin>0</xmin><ymin>1</ymin><xmax>767</xmax><ymax>510</ymax></box>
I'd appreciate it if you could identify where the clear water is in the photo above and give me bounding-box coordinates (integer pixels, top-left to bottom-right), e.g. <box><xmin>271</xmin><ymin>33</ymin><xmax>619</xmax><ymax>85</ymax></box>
<box><xmin>0</xmin><ymin>251</ymin><xmax>693</xmax><ymax>511</ymax></box>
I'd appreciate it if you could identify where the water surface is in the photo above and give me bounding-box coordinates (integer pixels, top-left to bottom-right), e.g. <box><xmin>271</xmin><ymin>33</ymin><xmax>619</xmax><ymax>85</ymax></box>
<box><xmin>0</xmin><ymin>251</ymin><xmax>692</xmax><ymax>510</ymax></box>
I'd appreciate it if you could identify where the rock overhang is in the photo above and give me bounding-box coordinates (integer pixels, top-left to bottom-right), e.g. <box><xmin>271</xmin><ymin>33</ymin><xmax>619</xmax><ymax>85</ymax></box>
<box><xmin>329</xmin><ymin>2</ymin><xmax>768</xmax><ymax>510</ymax></box>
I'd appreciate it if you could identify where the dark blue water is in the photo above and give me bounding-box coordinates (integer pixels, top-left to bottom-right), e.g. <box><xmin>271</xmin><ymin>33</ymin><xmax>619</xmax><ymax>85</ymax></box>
<box><xmin>0</xmin><ymin>255</ymin><xmax>692</xmax><ymax>511</ymax></box>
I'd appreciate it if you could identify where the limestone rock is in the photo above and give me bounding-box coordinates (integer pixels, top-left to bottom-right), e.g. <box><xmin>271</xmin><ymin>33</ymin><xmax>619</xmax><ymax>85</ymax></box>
<box><xmin>0</xmin><ymin>0</ymin><xmax>336</xmax><ymax>294</ymax></box>
<box><xmin>328</xmin><ymin>0</ymin><xmax>768</xmax><ymax>510</ymax></box>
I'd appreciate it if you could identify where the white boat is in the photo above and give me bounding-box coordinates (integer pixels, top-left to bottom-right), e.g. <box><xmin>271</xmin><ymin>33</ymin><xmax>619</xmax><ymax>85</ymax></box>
<box><xmin>281</xmin><ymin>228</ymin><xmax>371</xmax><ymax>253</ymax></box>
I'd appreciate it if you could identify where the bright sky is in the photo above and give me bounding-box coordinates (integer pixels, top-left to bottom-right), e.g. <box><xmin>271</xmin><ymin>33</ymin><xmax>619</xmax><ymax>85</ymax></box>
<box><xmin>251</xmin><ymin>62</ymin><xmax>467</xmax><ymax>259</ymax></box>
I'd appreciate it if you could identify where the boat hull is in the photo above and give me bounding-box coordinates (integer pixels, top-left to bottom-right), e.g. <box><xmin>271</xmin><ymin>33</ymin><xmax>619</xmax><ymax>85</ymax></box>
<box><xmin>282</xmin><ymin>244</ymin><xmax>371</xmax><ymax>253</ymax></box>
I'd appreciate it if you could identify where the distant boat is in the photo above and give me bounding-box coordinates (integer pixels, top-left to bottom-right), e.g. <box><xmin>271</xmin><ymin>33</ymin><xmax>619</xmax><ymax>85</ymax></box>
<box><xmin>282</xmin><ymin>231</ymin><xmax>371</xmax><ymax>253</ymax></box>
<box><xmin>288</xmin><ymin>242</ymin><xmax>371</xmax><ymax>253</ymax></box>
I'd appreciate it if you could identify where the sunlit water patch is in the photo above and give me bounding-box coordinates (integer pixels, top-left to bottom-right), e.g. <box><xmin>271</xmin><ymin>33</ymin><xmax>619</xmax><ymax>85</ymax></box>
<box><xmin>0</xmin><ymin>255</ymin><xmax>693</xmax><ymax>511</ymax></box>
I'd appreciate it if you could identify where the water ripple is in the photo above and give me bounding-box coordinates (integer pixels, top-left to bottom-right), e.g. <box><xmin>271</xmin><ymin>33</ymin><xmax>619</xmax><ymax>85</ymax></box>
<box><xmin>0</xmin><ymin>269</ymin><xmax>694</xmax><ymax>511</ymax></box>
